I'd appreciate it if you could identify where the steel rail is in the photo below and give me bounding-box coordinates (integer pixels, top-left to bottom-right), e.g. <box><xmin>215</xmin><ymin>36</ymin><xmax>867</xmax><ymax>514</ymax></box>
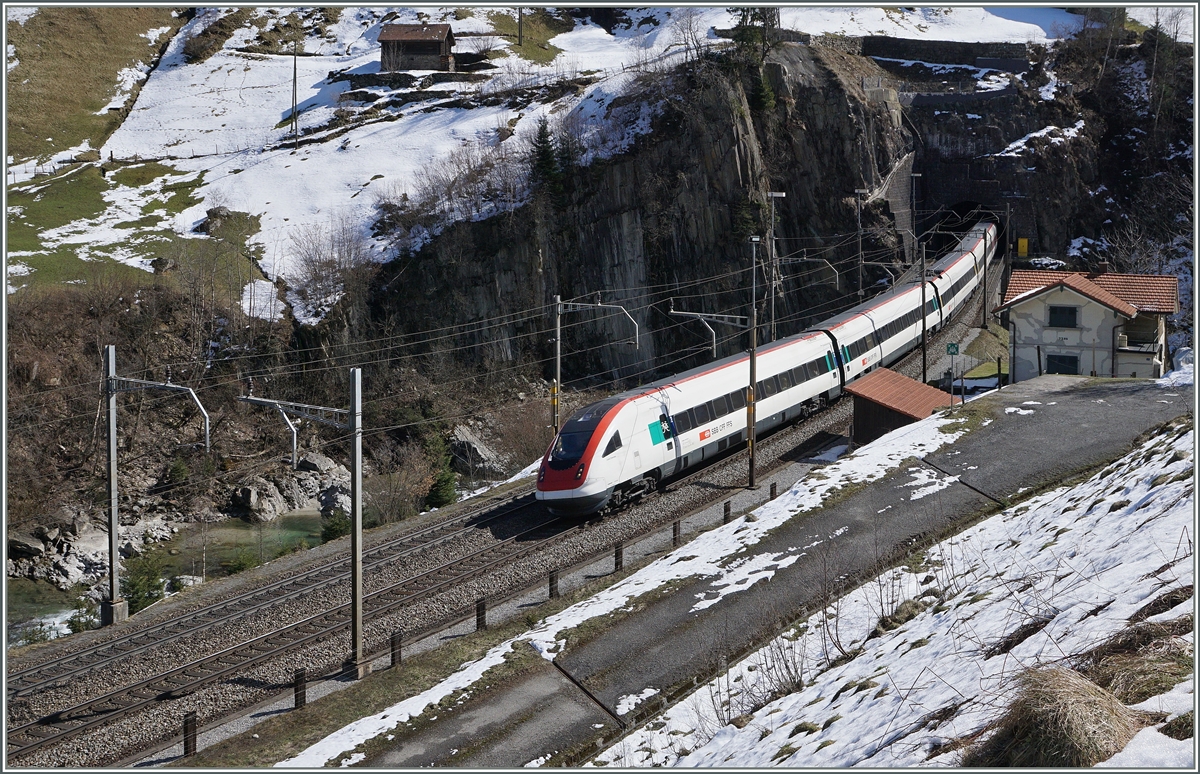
<box><xmin>6</xmin><ymin>502</ymin><xmax>566</xmax><ymax>762</ymax></box>
<box><xmin>7</xmin><ymin>487</ymin><xmax>534</xmax><ymax>699</ymax></box>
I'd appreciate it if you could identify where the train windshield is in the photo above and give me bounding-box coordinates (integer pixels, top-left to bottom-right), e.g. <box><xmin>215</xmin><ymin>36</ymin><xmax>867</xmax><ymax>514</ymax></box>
<box><xmin>548</xmin><ymin>397</ymin><xmax>621</xmax><ymax>469</ymax></box>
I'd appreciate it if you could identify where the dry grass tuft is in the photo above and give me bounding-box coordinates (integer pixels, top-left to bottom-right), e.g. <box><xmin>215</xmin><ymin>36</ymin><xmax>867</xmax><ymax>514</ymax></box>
<box><xmin>961</xmin><ymin>666</ymin><xmax>1143</xmax><ymax>767</ymax></box>
<box><xmin>1074</xmin><ymin>616</ymin><xmax>1194</xmax><ymax>703</ymax></box>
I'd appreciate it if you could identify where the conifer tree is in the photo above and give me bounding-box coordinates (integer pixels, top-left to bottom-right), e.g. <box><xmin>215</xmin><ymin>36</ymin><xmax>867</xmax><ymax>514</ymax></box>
<box><xmin>529</xmin><ymin>116</ymin><xmax>562</xmax><ymax>198</ymax></box>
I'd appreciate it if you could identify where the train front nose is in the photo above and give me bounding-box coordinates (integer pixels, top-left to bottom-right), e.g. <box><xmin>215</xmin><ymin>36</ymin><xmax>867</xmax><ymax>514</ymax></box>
<box><xmin>536</xmin><ymin>460</ymin><xmax>612</xmax><ymax>516</ymax></box>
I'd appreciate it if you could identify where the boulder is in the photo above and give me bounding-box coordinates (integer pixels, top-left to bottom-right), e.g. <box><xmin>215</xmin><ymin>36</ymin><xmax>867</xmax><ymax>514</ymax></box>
<box><xmin>8</xmin><ymin>533</ymin><xmax>44</xmax><ymax>559</ymax></box>
<box><xmin>298</xmin><ymin>452</ymin><xmax>337</xmax><ymax>475</ymax></box>
<box><xmin>233</xmin><ymin>479</ymin><xmax>288</xmax><ymax>523</ymax></box>
<box><xmin>318</xmin><ymin>484</ymin><xmax>352</xmax><ymax>518</ymax></box>
<box><xmin>450</xmin><ymin>425</ymin><xmax>511</xmax><ymax>479</ymax></box>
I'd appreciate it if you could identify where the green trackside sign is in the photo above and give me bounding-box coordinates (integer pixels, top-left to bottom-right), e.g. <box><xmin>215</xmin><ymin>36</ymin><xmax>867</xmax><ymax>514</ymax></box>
<box><xmin>946</xmin><ymin>343</ymin><xmax>959</xmax><ymax>355</ymax></box>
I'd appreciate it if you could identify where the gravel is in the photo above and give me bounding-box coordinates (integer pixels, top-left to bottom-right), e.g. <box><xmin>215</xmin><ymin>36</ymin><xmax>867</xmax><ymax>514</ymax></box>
<box><xmin>10</xmin><ymin>288</ymin><xmax>992</xmax><ymax>767</ymax></box>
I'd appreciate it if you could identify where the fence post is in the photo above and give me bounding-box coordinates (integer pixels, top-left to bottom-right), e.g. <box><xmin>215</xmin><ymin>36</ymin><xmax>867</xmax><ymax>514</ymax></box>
<box><xmin>476</xmin><ymin>598</ymin><xmax>487</xmax><ymax>631</ymax></box>
<box><xmin>549</xmin><ymin>570</ymin><xmax>559</xmax><ymax>599</ymax></box>
<box><xmin>723</xmin><ymin>501</ymin><xmax>732</xmax><ymax>524</ymax></box>
<box><xmin>183</xmin><ymin>711</ymin><xmax>198</xmax><ymax>757</ymax></box>
<box><xmin>293</xmin><ymin>668</ymin><xmax>307</xmax><ymax>709</ymax></box>
<box><xmin>672</xmin><ymin>520</ymin><xmax>681</xmax><ymax>547</ymax></box>
<box><xmin>614</xmin><ymin>542</ymin><xmax>624</xmax><ymax>572</ymax></box>
<box><xmin>770</xmin><ymin>482</ymin><xmax>777</xmax><ymax>500</ymax></box>
<box><xmin>390</xmin><ymin>631</ymin><xmax>402</xmax><ymax>668</ymax></box>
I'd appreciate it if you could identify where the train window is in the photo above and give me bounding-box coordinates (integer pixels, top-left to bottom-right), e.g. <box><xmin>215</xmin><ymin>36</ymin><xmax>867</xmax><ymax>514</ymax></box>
<box><xmin>549</xmin><ymin>432</ymin><xmax>591</xmax><ymax>468</ymax></box>
<box><xmin>760</xmin><ymin>377</ymin><xmax>778</xmax><ymax>398</ymax></box>
<box><xmin>603</xmin><ymin>431</ymin><xmax>623</xmax><ymax>457</ymax></box>
<box><xmin>777</xmin><ymin>369</ymin><xmax>794</xmax><ymax>390</ymax></box>
<box><xmin>693</xmin><ymin>402</ymin><xmax>710</xmax><ymax>425</ymax></box>
<box><xmin>674</xmin><ymin>411</ymin><xmax>693</xmax><ymax>433</ymax></box>
<box><xmin>793</xmin><ymin>364</ymin><xmax>809</xmax><ymax>384</ymax></box>
<box><xmin>716</xmin><ymin>395</ymin><xmax>732</xmax><ymax>416</ymax></box>
<box><xmin>729</xmin><ymin>390</ymin><xmax>747</xmax><ymax>410</ymax></box>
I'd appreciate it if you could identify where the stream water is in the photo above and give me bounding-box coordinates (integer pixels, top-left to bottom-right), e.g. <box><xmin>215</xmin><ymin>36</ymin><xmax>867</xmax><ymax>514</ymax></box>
<box><xmin>6</xmin><ymin>509</ymin><xmax>326</xmax><ymax>648</ymax></box>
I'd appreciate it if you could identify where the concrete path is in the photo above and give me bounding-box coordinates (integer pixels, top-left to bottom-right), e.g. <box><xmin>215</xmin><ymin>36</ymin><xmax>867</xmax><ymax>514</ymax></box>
<box><xmin>362</xmin><ymin>375</ymin><xmax>1191</xmax><ymax>767</ymax></box>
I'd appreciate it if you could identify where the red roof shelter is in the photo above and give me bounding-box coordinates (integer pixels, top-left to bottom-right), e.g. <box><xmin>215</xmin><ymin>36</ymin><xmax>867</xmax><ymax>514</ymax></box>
<box><xmin>844</xmin><ymin>368</ymin><xmax>953</xmax><ymax>445</ymax></box>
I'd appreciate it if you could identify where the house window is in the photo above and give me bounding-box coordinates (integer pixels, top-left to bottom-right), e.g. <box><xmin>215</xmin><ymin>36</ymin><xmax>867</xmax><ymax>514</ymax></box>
<box><xmin>1045</xmin><ymin>354</ymin><xmax>1080</xmax><ymax>375</ymax></box>
<box><xmin>1048</xmin><ymin>305</ymin><xmax>1078</xmax><ymax>328</ymax></box>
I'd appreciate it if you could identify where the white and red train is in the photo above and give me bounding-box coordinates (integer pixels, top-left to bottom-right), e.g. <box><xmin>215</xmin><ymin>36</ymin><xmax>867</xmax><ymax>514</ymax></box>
<box><xmin>537</xmin><ymin>222</ymin><xmax>996</xmax><ymax>516</ymax></box>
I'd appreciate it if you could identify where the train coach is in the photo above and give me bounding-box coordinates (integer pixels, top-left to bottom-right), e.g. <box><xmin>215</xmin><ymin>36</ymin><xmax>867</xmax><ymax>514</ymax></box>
<box><xmin>537</xmin><ymin>222</ymin><xmax>997</xmax><ymax>516</ymax></box>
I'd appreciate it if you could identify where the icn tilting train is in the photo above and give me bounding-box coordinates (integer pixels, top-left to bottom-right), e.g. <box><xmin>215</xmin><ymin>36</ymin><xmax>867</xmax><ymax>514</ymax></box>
<box><xmin>537</xmin><ymin>222</ymin><xmax>997</xmax><ymax>516</ymax></box>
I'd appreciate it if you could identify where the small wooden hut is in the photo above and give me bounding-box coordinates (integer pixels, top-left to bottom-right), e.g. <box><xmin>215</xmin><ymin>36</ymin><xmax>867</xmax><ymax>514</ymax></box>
<box><xmin>379</xmin><ymin>24</ymin><xmax>455</xmax><ymax>72</ymax></box>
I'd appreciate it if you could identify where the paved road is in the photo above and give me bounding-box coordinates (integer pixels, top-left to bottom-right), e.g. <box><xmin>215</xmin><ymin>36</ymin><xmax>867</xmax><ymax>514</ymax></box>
<box><xmin>363</xmin><ymin>375</ymin><xmax>1191</xmax><ymax>767</ymax></box>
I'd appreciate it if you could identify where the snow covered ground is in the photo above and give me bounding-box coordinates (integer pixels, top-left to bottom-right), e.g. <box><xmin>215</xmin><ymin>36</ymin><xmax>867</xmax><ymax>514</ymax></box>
<box><xmin>10</xmin><ymin>6</ymin><xmax>1107</xmax><ymax>323</ymax></box>
<box><xmin>273</xmin><ymin>366</ymin><xmax>1193</xmax><ymax>768</ymax></box>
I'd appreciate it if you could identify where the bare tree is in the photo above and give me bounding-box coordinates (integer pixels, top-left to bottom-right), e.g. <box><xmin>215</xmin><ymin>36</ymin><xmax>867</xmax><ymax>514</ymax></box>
<box><xmin>289</xmin><ymin>213</ymin><xmax>375</xmax><ymax>306</ymax></box>
<box><xmin>670</xmin><ymin>7</ymin><xmax>707</xmax><ymax>62</ymax></box>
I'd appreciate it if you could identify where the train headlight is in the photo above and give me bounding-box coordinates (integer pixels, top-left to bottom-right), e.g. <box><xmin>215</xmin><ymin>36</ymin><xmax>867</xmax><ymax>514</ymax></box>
<box><xmin>574</xmin><ymin>463</ymin><xmax>586</xmax><ymax>480</ymax></box>
<box><xmin>538</xmin><ymin>463</ymin><xmax>545</xmax><ymax>483</ymax></box>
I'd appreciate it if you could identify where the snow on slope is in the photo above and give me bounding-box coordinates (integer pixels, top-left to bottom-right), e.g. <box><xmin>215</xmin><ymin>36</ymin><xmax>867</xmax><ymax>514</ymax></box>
<box><xmin>594</xmin><ymin>370</ymin><xmax>1195</xmax><ymax>769</ymax></box>
<box><xmin>275</xmin><ymin>368</ymin><xmax>1193</xmax><ymax>768</ymax></box>
<box><xmin>94</xmin><ymin>7</ymin><xmax>1088</xmax><ymax>322</ymax></box>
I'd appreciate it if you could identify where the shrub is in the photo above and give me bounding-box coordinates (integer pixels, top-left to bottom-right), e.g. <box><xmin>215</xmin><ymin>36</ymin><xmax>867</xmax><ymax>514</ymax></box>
<box><xmin>122</xmin><ymin>552</ymin><xmax>166</xmax><ymax>614</ymax></box>
<box><xmin>961</xmin><ymin>666</ymin><xmax>1143</xmax><ymax>767</ymax></box>
<box><xmin>165</xmin><ymin>457</ymin><xmax>190</xmax><ymax>486</ymax></box>
<box><xmin>66</xmin><ymin>597</ymin><xmax>99</xmax><ymax>633</ymax></box>
<box><xmin>322</xmin><ymin>509</ymin><xmax>351</xmax><ymax>542</ymax></box>
<box><xmin>223</xmin><ymin>547</ymin><xmax>260</xmax><ymax>575</ymax></box>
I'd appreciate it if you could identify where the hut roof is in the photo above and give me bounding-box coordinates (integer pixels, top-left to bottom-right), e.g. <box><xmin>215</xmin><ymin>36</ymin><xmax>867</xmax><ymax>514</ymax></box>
<box><xmin>378</xmin><ymin>23</ymin><xmax>455</xmax><ymax>45</ymax></box>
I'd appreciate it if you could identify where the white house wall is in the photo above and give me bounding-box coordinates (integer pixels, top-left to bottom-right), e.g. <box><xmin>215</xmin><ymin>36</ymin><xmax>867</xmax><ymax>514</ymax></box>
<box><xmin>1007</xmin><ymin>286</ymin><xmax>1126</xmax><ymax>382</ymax></box>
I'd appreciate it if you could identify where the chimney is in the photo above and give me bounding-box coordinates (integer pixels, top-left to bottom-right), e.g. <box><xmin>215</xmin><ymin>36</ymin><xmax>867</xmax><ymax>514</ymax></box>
<box><xmin>1097</xmin><ymin>261</ymin><xmax>1110</xmax><ymax>274</ymax></box>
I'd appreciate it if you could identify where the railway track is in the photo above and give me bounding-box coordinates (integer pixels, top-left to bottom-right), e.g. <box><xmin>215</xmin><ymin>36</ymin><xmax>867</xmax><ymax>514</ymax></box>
<box><xmin>7</xmin><ymin>488</ymin><xmax>536</xmax><ymax>701</ymax></box>
<box><xmin>6</xmin><ymin>499</ymin><xmax>567</xmax><ymax>762</ymax></box>
<box><xmin>6</xmin><ymin>267</ymin><xmax>997</xmax><ymax>767</ymax></box>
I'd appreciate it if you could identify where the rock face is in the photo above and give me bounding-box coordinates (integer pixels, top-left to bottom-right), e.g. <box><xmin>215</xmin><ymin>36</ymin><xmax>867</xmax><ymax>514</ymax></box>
<box><xmin>227</xmin><ymin>452</ymin><xmax>351</xmax><ymax>522</ymax></box>
<box><xmin>368</xmin><ymin>43</ymin><xmax>910</xmax><ymax>385</ymax></box>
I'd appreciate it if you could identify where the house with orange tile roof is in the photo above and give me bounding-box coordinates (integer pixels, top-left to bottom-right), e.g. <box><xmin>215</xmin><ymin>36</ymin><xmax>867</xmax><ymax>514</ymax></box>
<box><xmin>994</xmin><ymin>264</ymin><xmax>1179</xmax><ymax>382</ymax></box>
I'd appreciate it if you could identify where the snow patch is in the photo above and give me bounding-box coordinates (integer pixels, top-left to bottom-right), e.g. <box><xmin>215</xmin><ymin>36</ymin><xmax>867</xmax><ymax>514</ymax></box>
<box><xmin>615</xmin><ymin>687</ymin><xmax>659</xmax><ymax>715</ymax></box>
<box><xmin>6</xmin><ymin>7</ymin><xmax>37</xmax><ymax>25</ymax></box>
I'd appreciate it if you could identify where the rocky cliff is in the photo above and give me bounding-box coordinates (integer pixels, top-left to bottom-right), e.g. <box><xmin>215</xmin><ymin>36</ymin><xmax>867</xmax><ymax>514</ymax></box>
<box><xmin>368</xmin><ymin>43</ymin><xmax>914</xmax><ymax>386</ymax></box>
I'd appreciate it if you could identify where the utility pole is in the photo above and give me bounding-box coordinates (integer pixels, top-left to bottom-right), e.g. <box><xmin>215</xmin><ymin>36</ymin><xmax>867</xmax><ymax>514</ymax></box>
<box><xmin>767</xmin><ymin>191</ymin><xmax>785</xmax><ymax>341</ymax></box>
<box><xmin>518</xmin><ymin>8</ymin><xmax>523</xmax><ymax>46</ymax></box>
<box><xmin>103</xmin><ymin>347</ymin><xmax>126</xmax><ymax>627</ymax></box>
<box><xmin>551</xmin><ymin>294</ymin><xmax>639</xmax><ymax>435</ymax></box>
<box><xmin>102</xmin><ymin>346</ymin><xmax>212</xmax><ymax>626</ymax></box>
<box><xmin>552</xmin><ymin>295</ymin><xmax>561</xmax><ymax>434</ymax></box>
<box><xmin>855</xmin><ymin>188</ymin><xmax>869</xmax><ymax>298</ymax></box>
<box><xmin>748</xmin><ymin>236</ymin><xmax>760</xmax><ymax>489</ymax></box>
<box><xmin>239</xmin><ymin>370</ymin><xmax>367</xmax><ymax>678</ymax></box>
<box><xmin>981</xmin><ymin>224</ymin><xmax>989</xmax><ymax>331</ymax></box>
<box><xmin>910</xmin><ymin>172</ymin><xmax>922</xmax><ymax>265</ymax></box>
<box><xmin>348</xmin><ymin>369</ymin><xmax>363</xmax><ymax>680</ymax></box>
<box><xmin>292</xmin><ymin>40</ymin><xmax>299</xmax><ymax>152</ymax></box>
<box><xmin>920</xmin><ymin>243</ymin><xmax>928</xmax><ymax>383</ymax></box>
